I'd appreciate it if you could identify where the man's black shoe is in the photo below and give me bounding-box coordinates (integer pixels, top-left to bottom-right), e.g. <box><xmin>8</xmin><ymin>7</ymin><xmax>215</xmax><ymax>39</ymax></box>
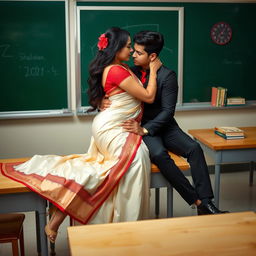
<box><xmin>197</xmin><ymin>201</ymin><xmax>229</xmax><ymax>215</ymax></box>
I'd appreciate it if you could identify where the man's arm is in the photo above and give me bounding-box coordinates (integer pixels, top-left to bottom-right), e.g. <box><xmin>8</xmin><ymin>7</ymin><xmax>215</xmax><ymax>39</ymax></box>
<box><xmin>121</xmin><ymin>119</ymin><xmax>145</xmax><ymax>136</ymax></box>
<box><xmin>143</xmin><ymin>70</ymin><xmax>178</xmax><ymax>136</ymax></box>
<box><xmin>122</xmin><ymin>70</ymin><xmax>178</xmax><ymax>136</ymax></box>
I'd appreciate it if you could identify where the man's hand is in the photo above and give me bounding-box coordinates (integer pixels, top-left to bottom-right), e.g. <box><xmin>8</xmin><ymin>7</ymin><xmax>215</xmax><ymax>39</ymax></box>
<box><xmin>99</xmin><ymin>96</ymin><xmax>111</xmax><ymax>111</ymax></box>
<box><xmin>121</xmin><ymin>119</ymin><xmax>145</xmax><ymax>136</ymax></box>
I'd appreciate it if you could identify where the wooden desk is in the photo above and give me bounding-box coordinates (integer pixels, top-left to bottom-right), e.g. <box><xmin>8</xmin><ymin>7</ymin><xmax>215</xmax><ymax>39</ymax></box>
<box><xmin>1</xmin><ymin>154</ymin><xmax>189</xmax><ymax>222</ymax></box>
<box><xmin>68</xmin><ymin>211</ymin><xmax>256</xmax><ymax>256</ymax></box>
<box><xmin>188</xmin><ymin>127</ymin><xmax>256</xmax><ymax>207</ymax></box>
<box><xmin>0</xmin><ymin>158</ymin><xmax>48</xmax><ymax>256</ymax></box>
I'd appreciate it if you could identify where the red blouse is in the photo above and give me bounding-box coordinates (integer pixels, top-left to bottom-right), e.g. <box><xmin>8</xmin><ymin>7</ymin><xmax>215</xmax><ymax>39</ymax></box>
<box><xmin>104</xmin><ymin>65</ymin><xmax>131</xmax><ymax>94</ymax></box>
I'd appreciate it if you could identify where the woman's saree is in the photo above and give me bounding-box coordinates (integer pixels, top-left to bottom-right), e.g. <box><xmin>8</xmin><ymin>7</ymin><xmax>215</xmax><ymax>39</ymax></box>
<box><xmin>0</xmin><ymin>92</ymin><xmax>150</xmax><ymax>224</ymax></box>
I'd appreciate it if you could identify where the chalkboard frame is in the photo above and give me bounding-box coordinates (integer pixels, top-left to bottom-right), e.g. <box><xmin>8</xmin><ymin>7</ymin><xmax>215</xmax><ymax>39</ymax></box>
<box><xmin>0</xmin><ymin>0</ymin><xmax>72</xmax><ymax>119</ymax></box>
<box><xmin>76</xmin><ymin>6</ymin><xmax>184</xmax><ymax>113</ymax></box>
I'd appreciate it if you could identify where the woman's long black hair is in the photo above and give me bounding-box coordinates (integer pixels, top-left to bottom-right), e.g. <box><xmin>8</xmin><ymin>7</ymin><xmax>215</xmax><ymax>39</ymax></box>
<box><xmin>87</xmin><ymin>27</ymin><xmax>130</xmax><ymax>111</ymax></box>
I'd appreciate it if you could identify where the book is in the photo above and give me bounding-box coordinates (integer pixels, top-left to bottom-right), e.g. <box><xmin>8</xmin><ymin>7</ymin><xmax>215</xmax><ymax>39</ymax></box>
<box><xmin>214</xmin><ymin>127</ymin><xmax>244</xmax><ymax>136</ymax></box>
<box><xmin>216</xmin><ymin>87</ymin><xmax>221</xmax><ymax>106</ymax></box>
<box><xmin>219</xmin><ymin>87</ymin><xmax>227</xmax><ymax>107</ymax></box>
<box><xmin>211</xmin><ymin>87</ymin><xmax>218</xmax><ymax>106</ymax></box>
<box><xmin>214</xmin><ymin>131</ymin><xmax>245</xmax><ymax>140</ymax></box>
<box><xmin>211</xmin><ymin>87</ymin><xmax>228</xmax><ymax>107</ymax></box>
<box><xmin>226</xmin><ymin>97</ymin><xmax>245</xmax><ymax>105</ymax></box>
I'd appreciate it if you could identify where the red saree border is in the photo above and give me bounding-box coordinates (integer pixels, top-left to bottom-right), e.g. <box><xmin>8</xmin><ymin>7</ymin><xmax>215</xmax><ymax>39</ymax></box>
<box><xmin>84</xmin><ymin>133</ymin><xmax>142</xmax><ymax>223</ymax></box>
<box><xmin>0</xmin><ymin>133</ymin><xmax>142</xmax><ymax>224</ymax></box>
<box><xmin>0</xmin><ymin>162</ymin><xmax>68</xmax><ymax>213</ymax></box>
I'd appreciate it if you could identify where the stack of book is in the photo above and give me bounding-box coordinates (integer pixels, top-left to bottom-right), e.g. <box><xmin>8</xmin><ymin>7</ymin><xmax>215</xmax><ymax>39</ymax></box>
<box><xmin>214</xmin><ymin>127</ymin><xmax>245</xmax><ymax>140</ymax></box>
<box><xmin>211</xmin><ymin>87</ymin><xmax>227</xmax><ymax>107</ymax></box>
<box><xmin>226</xmin><ymin>97</ymin><xmax>246</xmax><ymax>106</ymax></box>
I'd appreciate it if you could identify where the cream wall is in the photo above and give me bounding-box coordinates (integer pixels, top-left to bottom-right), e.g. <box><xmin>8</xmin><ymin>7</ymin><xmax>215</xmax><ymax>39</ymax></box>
<box><xmin>0</xmin><ymin>0</ymin><xmax>256</xmax><ymax>159</ymax></box>
<box><xmin>1</xmin><ymin>108</ymin><xmax>255</xmax><ymax>159</ymax></box>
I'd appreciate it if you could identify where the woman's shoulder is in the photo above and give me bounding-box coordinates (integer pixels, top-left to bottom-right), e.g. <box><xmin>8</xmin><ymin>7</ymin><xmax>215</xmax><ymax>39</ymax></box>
<box><xmin>107</xmin><ymin>64</ymin><xmax>129</xmax><ymax>72</ymax></box>
<box><xmin>106</xmin><ymin>64</ymin><xmax>131</xmax><ymax>77</ymax></box>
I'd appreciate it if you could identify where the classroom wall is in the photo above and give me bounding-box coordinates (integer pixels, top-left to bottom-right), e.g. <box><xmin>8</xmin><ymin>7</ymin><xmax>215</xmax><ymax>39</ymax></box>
<box><xmin>1</xmin><ymin>109</ymin><xmax>255</xmax><ymax>161</ymax></box>
<box><xmin>0</xmin><ymin>0</ymin><xmax>256</xmax><ymax>161</ymax></box>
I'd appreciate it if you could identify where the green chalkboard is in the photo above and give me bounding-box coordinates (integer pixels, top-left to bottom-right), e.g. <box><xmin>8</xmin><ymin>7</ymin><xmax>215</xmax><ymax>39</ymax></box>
<box><xmin>78</xmin><ymin>7</ymin><xmax>180</xmax><ymax>107</ymax></box>
<box><xmin>0</xmin><ymin>1</ymin><xmax>68</xmax><ymax>112</ymax></box>
<box><xmin>183</xmin><ymin>3</ymin><xmax>256</xmax><ymax>103</ymax></box>
<box><xmin>77</xmin><ymin>2</ymin><xmax>256</xmax><ymax>106</ymax></box>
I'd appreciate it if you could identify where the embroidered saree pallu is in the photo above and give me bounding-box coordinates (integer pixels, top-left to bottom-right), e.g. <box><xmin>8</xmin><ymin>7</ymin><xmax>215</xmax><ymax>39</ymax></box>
<box><xmin>1</xmin><ymin>92</ymin><xmax>151</xmax><ymax>224</ymax></box>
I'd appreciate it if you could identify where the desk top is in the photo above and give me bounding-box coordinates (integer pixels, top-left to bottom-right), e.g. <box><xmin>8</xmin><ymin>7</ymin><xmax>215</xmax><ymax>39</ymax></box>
<box><xmin>0</xmin><ymin>158</ymin><xmax>30</xmax><ymax>194</ymax></box>
<box><xmin>0</xmin><ymin>155</ymin><xmax>189</xmax><ymax>193</ymax></box>
<box><xmin>188</xmin><ymin>126</ymin><xmax>256</xmax><ymax>150</ymax></box>
<box><xmin>67</xmin><ymin>211</ymin><xmax>256</xmax><ymax>256</ymax></box>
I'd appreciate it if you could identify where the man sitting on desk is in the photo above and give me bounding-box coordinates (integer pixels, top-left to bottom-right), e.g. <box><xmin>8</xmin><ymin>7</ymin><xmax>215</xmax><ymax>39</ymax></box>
<box><xmin>104</xmin><ymin>31</ymin><xmax>228</xmax><ymax>215</ymax></box>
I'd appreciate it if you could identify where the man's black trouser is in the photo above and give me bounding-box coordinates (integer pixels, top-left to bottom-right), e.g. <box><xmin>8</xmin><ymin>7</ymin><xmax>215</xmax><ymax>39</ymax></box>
<box><xmin>143</xmin><ymin>125</ymin><xmax>214</xmax><ymax>205</ymax></box>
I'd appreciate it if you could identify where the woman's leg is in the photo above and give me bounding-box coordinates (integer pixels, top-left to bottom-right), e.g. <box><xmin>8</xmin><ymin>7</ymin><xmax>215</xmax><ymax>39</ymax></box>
<box><xmin>45</xmin><ymin>207</ymin><xmax>67</xmax><ymax>243</ymax></box>
<box><xmin>49</xmin><ymin>208</ymin><xmax>67</xmax><ymax>232</ymax></box>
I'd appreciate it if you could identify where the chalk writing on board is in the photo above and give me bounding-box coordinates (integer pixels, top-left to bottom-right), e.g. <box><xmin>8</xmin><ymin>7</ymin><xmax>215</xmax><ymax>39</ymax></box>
<box><xmin>122</xmin><ymin>23</ymin><xmax>160</xmax><ymax>30</ymax></box>
<box><xmin>1</xmin><ymin>44</ymin><xmax>59</xmax><ymax>77</ymax></box>
<box><xmin>19</xmin><ymin>53</ymin><xmax>45</xmax><ymax>61</ymax></box>
<box><xmin>23</xmin><ymin>65</ymin><xmax>58</xmax><ymax>78</ymax></box>
<box><xmin>0</xmin><ymin>44</ymin><xmax>13</xmax><ymax>58</ymax></box>
<box><xmin>89</xmin><ymin>24</ymin><xmax>173</xmax><ymax>57</ymax></box>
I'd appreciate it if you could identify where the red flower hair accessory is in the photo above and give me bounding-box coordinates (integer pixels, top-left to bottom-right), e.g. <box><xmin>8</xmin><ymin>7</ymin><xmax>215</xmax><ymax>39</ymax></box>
<box><xmin>97</xmin><ymin>33</ymin><xmax>108</xmax><ymax>50</ymax></box>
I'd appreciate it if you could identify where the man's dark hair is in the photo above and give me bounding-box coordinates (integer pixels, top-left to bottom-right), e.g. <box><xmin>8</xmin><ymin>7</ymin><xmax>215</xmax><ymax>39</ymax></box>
<box><xmin>133</xmin><ymin>31</ymin><xmax>164</xmax><ymax>56</ymax></box>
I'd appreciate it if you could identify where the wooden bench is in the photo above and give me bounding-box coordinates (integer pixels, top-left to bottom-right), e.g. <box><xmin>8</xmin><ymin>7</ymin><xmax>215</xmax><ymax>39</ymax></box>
<box><xmin>0</xmin><ymin>154</ymin><xmax>190</xmax><ymax>218</ymax></box>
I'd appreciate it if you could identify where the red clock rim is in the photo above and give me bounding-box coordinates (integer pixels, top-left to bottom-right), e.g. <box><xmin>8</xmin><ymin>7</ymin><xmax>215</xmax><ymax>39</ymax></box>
<box><xmin>210</xmin><ymin>21</ymin><xmax>232</xmax><ymax>45</ymax></box>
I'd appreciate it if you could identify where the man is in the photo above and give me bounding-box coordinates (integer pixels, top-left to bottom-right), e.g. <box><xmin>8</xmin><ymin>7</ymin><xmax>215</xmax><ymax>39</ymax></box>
<box><xmin>106</xmin><ymin>31</ymin><xmax>228</xmax><ymax>215</ymax></box>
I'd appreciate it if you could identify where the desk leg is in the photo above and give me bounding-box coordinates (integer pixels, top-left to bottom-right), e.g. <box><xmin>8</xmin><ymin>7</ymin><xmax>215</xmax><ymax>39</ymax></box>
<box><xmin>214</xmin><ymin>164</ymin><xmax>221</xmax><ymax>208</ymax></box>
<box><xmin>249</xmin><ymin>161</ymin><xmax>254</xmax><ymax>186</ymax></box>
<box><xmin>36</xmin><ymin>199</ymin><xmax>48</xmax><ymax>256</ymax></box>
<box><xmin>155</xmin><ymin>188</ymin><xmax>160</xmax><ymax>218</ymax></box>
<box><xmin>167</xmin><ymin>186</ymin><xmax>173</xmax><ymax>218</ymax></box>
<box><xmin>35</xmin><ymin>211</ymin><xmax>42</xmax><ymax>255</ymax></box>
<box><xmin>214</xmin><ymin>152</ymin><xmax>222</xmax><ymax>208</ymax></box>
<box><xmin>39</xmin><ymin>212</ymin><xmax>48</xmax><ymax>256</ymax></box>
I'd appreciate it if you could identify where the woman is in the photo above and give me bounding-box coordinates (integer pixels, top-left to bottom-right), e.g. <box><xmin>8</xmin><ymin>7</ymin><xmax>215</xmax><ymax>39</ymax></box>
<box><xmin>0</xmin><ymin>27</ymin><xmax>161</xmax><ymax>243</ymax></box>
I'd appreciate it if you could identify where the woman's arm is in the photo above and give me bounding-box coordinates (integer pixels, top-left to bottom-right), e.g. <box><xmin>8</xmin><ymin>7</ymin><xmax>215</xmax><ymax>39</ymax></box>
<box><xmin>119</xmin><ymin>58</ymin><xmax>162</xmax><ymax>103</ymax></box>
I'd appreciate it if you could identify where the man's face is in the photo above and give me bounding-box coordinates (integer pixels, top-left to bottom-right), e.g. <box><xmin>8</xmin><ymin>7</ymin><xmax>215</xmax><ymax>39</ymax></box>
<box><xmin>132</xmin><ymin>43</ymin><xmax>151</xmax><ymax>69</ymax></box>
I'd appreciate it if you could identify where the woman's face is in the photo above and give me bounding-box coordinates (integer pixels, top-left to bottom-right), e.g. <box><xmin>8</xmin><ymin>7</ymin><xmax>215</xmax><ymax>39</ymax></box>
<box><xmin>115</xmin><ymin>36</ymin><xmax>133</xmax><ymax>62</ymax></box>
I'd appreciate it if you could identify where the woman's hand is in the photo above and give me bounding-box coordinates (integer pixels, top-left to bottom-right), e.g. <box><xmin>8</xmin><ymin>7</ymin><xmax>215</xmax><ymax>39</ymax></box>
<box><xmin>149</xmin><ymin>57</ymin><xmax>162</xmax><ymax>74</ymax></box>
<box><xmin>99</xmin><ymin>96</ymin><xmax>111</xmax><ymax>111</ymax></box>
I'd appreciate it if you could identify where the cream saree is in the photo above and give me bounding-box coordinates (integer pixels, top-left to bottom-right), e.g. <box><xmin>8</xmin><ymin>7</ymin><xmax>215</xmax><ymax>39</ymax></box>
<box><xmin>0</xmin><ymin>91</ymin><xmax>150</xmax><ymax>224</ymax></box>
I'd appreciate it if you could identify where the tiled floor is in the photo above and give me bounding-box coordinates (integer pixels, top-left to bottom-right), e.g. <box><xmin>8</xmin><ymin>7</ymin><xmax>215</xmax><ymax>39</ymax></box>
<box><xmin>0</xmin><ymin>170</ymin><xmax>255</xmax><ymax>256</ymax></box>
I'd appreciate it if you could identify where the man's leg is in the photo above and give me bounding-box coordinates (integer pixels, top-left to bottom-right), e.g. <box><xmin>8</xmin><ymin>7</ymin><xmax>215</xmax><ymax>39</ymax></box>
<box><xmin>162</xmin><ymin>125</ymin><xmax>214</xmax><ymax>201</ymax></box>
<box><xmin>143</xmin><ymin>135</ymin><xmax>198</xmax><ymax>205</ymax></box>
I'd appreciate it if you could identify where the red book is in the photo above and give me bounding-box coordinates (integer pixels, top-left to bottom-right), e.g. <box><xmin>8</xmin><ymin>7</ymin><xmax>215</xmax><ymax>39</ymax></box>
<box><xmin>211</xmin><ymin>87</ymin><xmax>218</xmax><ymax>106</ymax></box>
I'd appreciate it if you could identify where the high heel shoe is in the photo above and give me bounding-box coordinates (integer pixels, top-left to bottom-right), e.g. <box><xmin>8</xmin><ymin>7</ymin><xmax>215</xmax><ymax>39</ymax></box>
<box><xmin>45</xmin><ymin>206</ymin><xmax>58</xmax><ymax>243</ymax></box>
<box><xmin>45</xmin><ymin>223</ymin><xmax>57</xmax><ymax>243</ymax></box>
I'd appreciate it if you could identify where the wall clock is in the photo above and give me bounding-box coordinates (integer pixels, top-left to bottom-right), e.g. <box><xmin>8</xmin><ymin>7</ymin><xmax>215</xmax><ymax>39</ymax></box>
<box><xmin>210</xmin><ymin>22</ymin><xmax>232</xmax><ymax>45</ymax></box>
